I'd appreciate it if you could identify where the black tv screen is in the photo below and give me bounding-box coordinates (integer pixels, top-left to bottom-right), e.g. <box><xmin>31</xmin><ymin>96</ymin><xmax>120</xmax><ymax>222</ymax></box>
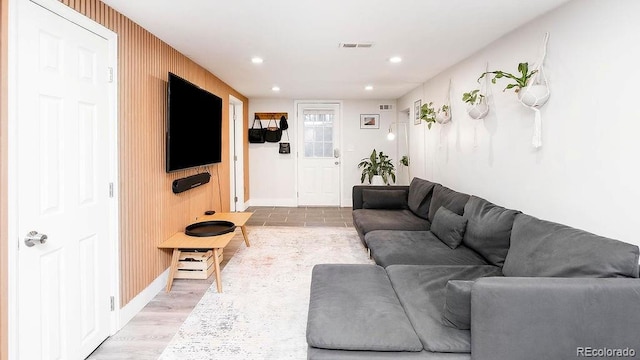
<box><xmin>166</xmin><ymin>72</ymin><xmax>223</xmax><ymax>172</ymax></box>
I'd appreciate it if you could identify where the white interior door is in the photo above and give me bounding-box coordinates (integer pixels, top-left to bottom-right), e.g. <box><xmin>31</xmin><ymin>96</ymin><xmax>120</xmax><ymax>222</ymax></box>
<box><xmin>17</xmin><ymin>1</ymin><xmax>112</xmax><ymax>358</ymax></box>
<box><xmin>297</xmin><ymin>103</ymin><xmax>340</xmax><ymax>206</ymax></box>
<box><xmin>229</xmin><ymin>97</ymin><xmax>245</xmax><ymax>211</ymax></box>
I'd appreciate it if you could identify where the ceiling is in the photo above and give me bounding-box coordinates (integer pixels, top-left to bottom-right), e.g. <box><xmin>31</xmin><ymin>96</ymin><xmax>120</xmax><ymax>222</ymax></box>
<box><xmin>100</xmin><ymin>0</ymin><xmax>571</xmax><ymax>100</ymax></box>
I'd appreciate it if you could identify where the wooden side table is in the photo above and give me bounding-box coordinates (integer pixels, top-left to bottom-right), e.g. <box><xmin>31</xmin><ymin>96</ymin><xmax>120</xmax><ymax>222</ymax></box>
<box><xmin>158</xmin><ymin>212</ymin><xmax>253</xmax><ymax>293</ymax></box>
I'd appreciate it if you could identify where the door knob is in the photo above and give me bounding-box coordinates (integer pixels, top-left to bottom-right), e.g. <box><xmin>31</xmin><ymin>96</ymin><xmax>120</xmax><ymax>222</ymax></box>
<box><xmin>24</xmin><ymin>231</ymin><xmax>47</xmax><ymax>247</ymax></box>
<box><xmin>334</xmin><ymin>161</ymin><xmax>340</xmax><ymax>165</ymax></box>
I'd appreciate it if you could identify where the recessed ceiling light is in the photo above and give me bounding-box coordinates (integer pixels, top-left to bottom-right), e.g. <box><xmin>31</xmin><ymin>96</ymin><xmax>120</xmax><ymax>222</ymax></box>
<box><xmin>365</xmin><ymin>85</ymin><xmax>374</xmax><ymax>91</ymax></box>
<box><xmin>272</xmin><ymin>86</ymin><xmax>280</xmax><ymax>92</ymax></box>
<box><xmin>389</xmin><ymin>56</ymin><xmax>402</xmax><ymax>63</ymax></box>
<box><xmin>251</xmin><ymin>57</ymin><xmax>264</xmax><ymax>64</ymax></box>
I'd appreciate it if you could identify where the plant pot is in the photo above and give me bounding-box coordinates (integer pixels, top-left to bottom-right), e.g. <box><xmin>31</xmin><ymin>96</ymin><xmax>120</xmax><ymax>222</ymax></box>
<box><xmin>466</xmin><ymin>102</ymin><xmax>489</xmax><ymax>120</ymax></box>
<box><xmin>518</xmin><ymin>84</ymin><xmax>550</xmax><ymax>108</ymax></box>
<box><xmin>370</xmin><ymin>175</ymin><xmax>385</xmax><ymax>185</ymax></box>
<box><xmin>435</xmin><ymin>111</ymin><xmax>451</xmax><ymax>124</ymax></box>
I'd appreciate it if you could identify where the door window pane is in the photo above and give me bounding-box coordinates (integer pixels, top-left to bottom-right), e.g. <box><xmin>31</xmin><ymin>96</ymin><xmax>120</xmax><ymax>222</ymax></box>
<box><xmin>303</xmin><ymin>110</ymin><xmax>334</xmax><ymax>158</ymax></box>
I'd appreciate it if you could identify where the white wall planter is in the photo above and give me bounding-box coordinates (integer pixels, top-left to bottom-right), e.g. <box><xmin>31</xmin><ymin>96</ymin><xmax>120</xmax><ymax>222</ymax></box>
<box><xmin>466</xmin><ymin>102</ymin><xmax>489</xmax><ymax>120</ymax></box>
<box><xmin>435</xmin><ymin>111</ymin><xmax>451</xmax><ymax>124</ymax></box>
<box><xmin>518</xmin><ymin>84</ymin><xmax>550</xmax><ymax>108</ymax></box>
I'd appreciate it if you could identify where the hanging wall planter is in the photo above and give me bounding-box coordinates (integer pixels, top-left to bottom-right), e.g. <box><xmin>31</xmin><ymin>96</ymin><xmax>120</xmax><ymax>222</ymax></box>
<box><xmin>467</xmin><ymin>102</ymin><xmax>489</xmax><ymax>120</ymax></box>
<box><xmin>436</xmin><ymin>79</ymin><xmax>453</xmax><ymax>125</ymax></box>
<box><xmin>420</xmin><ymin>102</ymin><xmax>437</xmax><ymax>129</ymax></box>
<box><xmin>435</xmin><ymin>105</ymin><xmax>451</xmax><ymax>124</ymax></box>
<box><xmin>518</xmin><ymin>83</ymin><xmax>550</xmax><ymax>107</ymax></box>
<box><xmin>462</xmin><ymin>89</ymin><xmax>489</xmax><ymax>120</ymax></box>
<box><xmin>463</xmin><ymin>64</ymin><xmax>490</xmax><ymax>120</ymax></box>
<box><xmin>477</xmin><ymin>33</ymin><xmax>551</xmax><ymax>148</ymax></box>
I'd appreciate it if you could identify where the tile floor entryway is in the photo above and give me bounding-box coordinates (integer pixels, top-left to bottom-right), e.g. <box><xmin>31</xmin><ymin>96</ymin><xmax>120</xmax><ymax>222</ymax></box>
<box><xmin>245</xmin><ymin>206</ymin><xmax>353</xmax><ymax>227</ymax></box>
<box><xmin>88</xmin><ymin>206</ymin><xmax>354</xmax><ymax>359</ymax></box>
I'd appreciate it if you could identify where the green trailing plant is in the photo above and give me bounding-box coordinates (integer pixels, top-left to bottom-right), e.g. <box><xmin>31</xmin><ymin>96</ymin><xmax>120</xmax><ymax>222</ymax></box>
<box><xmin>439</xmin><ymin>104</ymin><xmax>450</xmax><ymax>114</ymax></box>
<box><xmin>478</xmin><ymin>62</ymin><xmax>537</xmax><ymax>93</ymax></box>
<box><xmin>400</xmin><ymin>155</ymin><xmax>410</xmax><ymax>167</ymax></box>
<box><xmin>462</xmin><ymin>89</ymin><xmax>485</xmax><ymax>104</ymax></box>
<box><xmin>420</xmin><ymin>102</ymin><xmax>436</xmax><ymax>129</ymax></box>
<box><xmin>358</xmin><ymin>149</ymin><xmax>396</xmax><ymax>184</ymax></box>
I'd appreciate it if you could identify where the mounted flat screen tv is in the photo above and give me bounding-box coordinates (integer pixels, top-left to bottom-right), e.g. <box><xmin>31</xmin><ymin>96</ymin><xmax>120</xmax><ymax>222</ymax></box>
<box><xmin>166</xmin><ymin>72</ymin><xmax>223</xmax><ymax>172</ymax></box>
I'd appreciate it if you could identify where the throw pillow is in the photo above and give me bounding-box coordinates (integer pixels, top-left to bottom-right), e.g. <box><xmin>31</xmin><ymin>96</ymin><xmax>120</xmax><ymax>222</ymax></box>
<box><xmin>442</xmin><ymin>280</ymin><xmax>474</xmax><ymax>330</ymax></box>
<box><xmin>462</xmin><ymin>196</ymin><xmax>520</xmax><ymax>267</ymax></box>
<box><xmin>430</xmin><ymin>207</ymin><xmax>468</xmax><ymax>249</ymax></box>
<box><xmin>407</xmin><ymin>178</ymin><xmax>436</xmax><ymax>219</ymax></box>
<box><xmin>428</xmin><ymin>184</ymin><xmax>470</xmax><ymax>222</ymax></box>
<box><xmin>362</xmin><ymin>189</ymin><xmax>408</xmax><ymax>210</ymax></box>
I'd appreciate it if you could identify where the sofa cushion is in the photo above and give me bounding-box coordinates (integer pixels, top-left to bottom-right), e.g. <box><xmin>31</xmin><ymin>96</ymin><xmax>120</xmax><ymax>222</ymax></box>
<box><xmin>408</xmin><ymin>178</ymin><xmax>437</xmax><ymax>220</ymax></box>
<box><xmin>352</xmin><ymin>209</ymin><xmax>430</xmax><ymax>237</ymax></box>
<box><xmin>442</xmin><ymin>280</ymin><xmax>473</xmax><ymax>330</ymax></box>
<box><xmin>307</xmin><ymin>264</ymin><xmax>423</xmax><ymax>352</ymax></box>
<box><xmin>362</xmin><ymin>188</ymin><xmax>408</xmax><ymax>210</ymax></box>
<box><xmin>431</xmin><ymin>207</ymin><xmax>468</xmax><ymax>249</ymax></box>
<box><xmin>462</xmin><ymin>196</ymin><xmax>520</xmax><ymax>267</ymax></box>
<box><xmin>365</xmin><ymin>230</ymin><xmax>488</xmax><ymax>267</ymax></box>
<box><xmin>503</xmin><ymin>213</ymin><xmax>640</xmax><ymax>278</ymax></box>
<box><xmin>428</xmin><ymin>185</ymin><xmax>470</xmax><ymax>223</ymax></box>
<box><xmin>386</xmin><ymin>265</ymin><xmax>503</xmax><ymax>353</ymax></box>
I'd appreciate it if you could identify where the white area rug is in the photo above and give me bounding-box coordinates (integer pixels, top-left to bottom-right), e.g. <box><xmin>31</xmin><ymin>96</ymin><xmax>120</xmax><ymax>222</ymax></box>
<box><xmin>159</xmin><ymin>226</ymin><xmax>373</xmax><ymax>360</ymax></box>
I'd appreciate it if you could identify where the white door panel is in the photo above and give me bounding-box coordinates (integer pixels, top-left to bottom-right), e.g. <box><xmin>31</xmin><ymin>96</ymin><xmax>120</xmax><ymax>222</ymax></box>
<box><xmin>17</xmin><ymin>1</ymin><xmax>112</xmax><ymax>358</ymax></box>
<box><xmin>297</xmin><ymin>104</ymin><xmax>340</xmax><ymax>206</ymax></box>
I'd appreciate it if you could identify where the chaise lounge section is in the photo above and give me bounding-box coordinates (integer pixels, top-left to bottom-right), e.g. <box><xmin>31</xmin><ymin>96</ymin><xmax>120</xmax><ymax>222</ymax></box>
<box><xmin>307</xmin><ymin>178</ymin><xmax>640</xmax><ymax>360</ymax></box>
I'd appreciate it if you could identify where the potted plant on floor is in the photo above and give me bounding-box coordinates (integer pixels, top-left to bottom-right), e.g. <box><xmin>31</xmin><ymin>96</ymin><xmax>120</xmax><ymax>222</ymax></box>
<box><xmin>462</xmin><ymin>89</ymin><xmax>489</xmax><ymax>119</ymax></box>
<box><xmin>358</xmin><ymin>149</ymin><xmax>396</xmax><ymax>185</ymax></box>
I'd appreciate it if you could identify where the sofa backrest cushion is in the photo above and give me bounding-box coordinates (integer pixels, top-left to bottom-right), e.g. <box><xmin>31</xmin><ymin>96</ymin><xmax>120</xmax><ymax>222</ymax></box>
<box><xmin>503</xmin><ymin>213</ymin><xmax>640</xmax><ymax>278</ymax></box>
<box><xmin>431</xmin><ymin>207</ymin><xmax>468</xmax><ymax>249</ymax></box>
<box><xmin>362</xmin><ymin>189</ymin><xmax>408</xmax><ymax>210</ymax></box>
<box><xmin>462</xmin><ymin>196</ymin><xmax>520</xmax><ymax>267</ymax></box>
<box><xmin>441</xmin><ymin>280</ymin><xmax>473</xmax><ymax>330</ymax></box>
<box><xmin>428</xmin><ymin>184</ymin><xmax>470</xmax><ymax>223</ymax></box>
<box><xmin>407</xmin><ymin>178</ymin><xmax>436</xmax><ymax>219</ymax></box>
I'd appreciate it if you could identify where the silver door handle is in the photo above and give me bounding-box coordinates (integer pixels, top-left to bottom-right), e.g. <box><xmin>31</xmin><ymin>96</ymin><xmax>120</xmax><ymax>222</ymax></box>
<box><xmin>334</xmin><ymin>161</ymin><xmax>340</xmax><ymax>165</ymax></box>
<box><xmin>24</xmin><ymin>231</ymin><xmax>47</xmax><ymax>247</ymax></box>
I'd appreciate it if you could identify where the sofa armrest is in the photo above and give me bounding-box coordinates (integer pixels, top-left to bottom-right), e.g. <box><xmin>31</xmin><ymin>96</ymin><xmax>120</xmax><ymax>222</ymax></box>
<box><xmin>352</xmin><ymin>185</ymin><xmax>409</xmax><ymax>209</ymax></box>
<box><xmin>471</xmin><ymin>277</ymin><xmax>640</xmax><ymax>360</ymax></box>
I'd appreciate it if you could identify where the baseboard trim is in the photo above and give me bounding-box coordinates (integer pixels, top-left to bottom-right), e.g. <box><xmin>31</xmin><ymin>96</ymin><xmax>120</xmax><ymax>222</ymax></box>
<box><xmin>118</xmin><ymin>268</ymin><xmax>169</xmax><ymax>329</ymax></box>
<box><xmin>249</xmin><ymin>198</ymin><xmax>298</xmax><ymax>207</ymax></box>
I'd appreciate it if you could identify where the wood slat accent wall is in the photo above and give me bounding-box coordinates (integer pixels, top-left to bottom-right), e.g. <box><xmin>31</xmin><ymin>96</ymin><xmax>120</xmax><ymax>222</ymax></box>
<box><xmin>52</xmin><ymin>0</ymin><xmax>250</xmax><ymax>306</ymax></box>
<box><xmin>1</xmin><ymin>0</ymin><xmax>9</xmax><ymax>357</ymax></box>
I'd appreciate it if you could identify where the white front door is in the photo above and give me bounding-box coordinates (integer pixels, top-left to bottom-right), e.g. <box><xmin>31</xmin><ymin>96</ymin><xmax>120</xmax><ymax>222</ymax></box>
<box><xmin>297</xmin><ymin>103</ymin><xmax>340</xmax><ymax>206</ymax></box>
<box><xmin>16</xmin><ymin>1</ymin><xmax>112</xmax><ymax>358</ymax></box>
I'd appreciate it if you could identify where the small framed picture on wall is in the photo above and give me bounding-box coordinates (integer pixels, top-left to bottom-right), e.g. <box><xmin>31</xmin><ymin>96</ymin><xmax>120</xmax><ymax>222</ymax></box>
<box><xmin>414</xmin><ymin>100</ymin><xmax>421</xmax><ymax>125</ymax></box>
<box><xmin>360</xmin><ymin>114</ymin><xmax>380</xmax><ymax>129</ymax></box>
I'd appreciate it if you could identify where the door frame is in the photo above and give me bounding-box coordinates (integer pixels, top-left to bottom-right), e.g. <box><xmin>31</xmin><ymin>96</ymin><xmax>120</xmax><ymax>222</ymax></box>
<box><xmin>293</xmin><ymin>100</ymin><xmax>343</xmax><ymax>207</ymax></box>
<box><xmin>228</xmin><ymin>95</ymin><xmax>245</xmax><ymax>211</ymax></box>
<box><xmin>7</xmin><ymin>0</ymin><xmax>120</xmax><ymax>357</ymax></box>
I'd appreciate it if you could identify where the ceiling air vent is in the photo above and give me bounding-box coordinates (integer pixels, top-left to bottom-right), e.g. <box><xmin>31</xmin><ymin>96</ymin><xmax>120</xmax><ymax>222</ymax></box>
<box><xmin>339</xmin><ymin>42</ymin><xmax>374</xmax><ymax>48</ymax></box>
<box><xmin>379</xmin><ymin>104</ymin><xmax>393</xmax><ymax>111</ymax></box>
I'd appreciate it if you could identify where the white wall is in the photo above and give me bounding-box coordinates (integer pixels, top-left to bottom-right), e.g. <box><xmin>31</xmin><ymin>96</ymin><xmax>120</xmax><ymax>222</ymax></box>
<box><xmin>248</xmin><ymin>99</ymin><xmax>297</xmax><ymax>207</ymax></box>
<box><xmin>248</xmin><ymin>99</ymin><xmax>397</xmax><ymax>207</ymax></box>
<box><xmin>398</xmin><ymin>0</ymin><xmax>640</xmax><ymax>247</ymax></box>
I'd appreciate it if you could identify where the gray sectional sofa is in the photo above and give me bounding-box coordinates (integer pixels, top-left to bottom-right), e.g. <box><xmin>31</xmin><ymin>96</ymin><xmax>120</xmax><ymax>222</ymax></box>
<box><xmin>306</xmin><ymin>178</ymin><xmax>640</xmax><ymax>360</ymax></box>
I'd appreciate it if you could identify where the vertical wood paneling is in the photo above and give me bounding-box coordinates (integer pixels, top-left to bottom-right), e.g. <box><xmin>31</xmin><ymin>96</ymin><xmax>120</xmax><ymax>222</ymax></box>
<box><xmin>1</xmin><ymin>0</ymin><xmax>9</xmax><ymax>357</ymax></box>
<box><xmin>53</xmin><ymin>0</ymin><xmax>250</xmax><ymax>306</ymax></box>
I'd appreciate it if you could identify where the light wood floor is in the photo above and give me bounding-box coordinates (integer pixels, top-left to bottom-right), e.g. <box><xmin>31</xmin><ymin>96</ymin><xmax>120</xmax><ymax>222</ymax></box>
<box><xmin>87</xmin><ymin>207</ymin><xmax>351</xmax><ymax>359</ymax></box>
